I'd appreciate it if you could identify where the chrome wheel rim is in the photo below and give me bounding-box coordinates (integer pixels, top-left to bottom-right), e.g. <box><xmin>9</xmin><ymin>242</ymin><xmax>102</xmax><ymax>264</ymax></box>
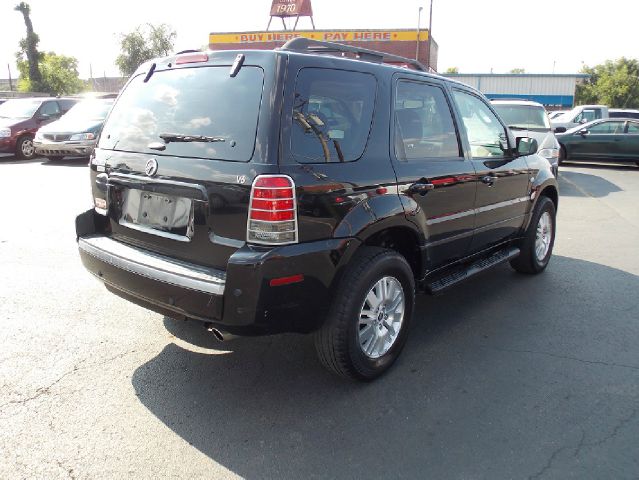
<box><xmin>21</xmin><ymin>139</ymin><xmax>34</xmax><ymax>157</ymax></box>
<box><xmin>358</xmin><ymin>276</ymin><xmax>405</xmax><ymax>359</ymax></box>
<box><xmin>535</xmin><ymin>211</ymin><xmax>553</xmax><ymax>262</ymax></box>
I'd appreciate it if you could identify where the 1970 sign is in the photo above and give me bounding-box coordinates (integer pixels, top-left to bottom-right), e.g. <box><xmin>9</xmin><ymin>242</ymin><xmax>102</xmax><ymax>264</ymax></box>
<box><xmin>270</xmin><ymin>0</ymin><xmax>313</xmax><ymax>17</ymax></box>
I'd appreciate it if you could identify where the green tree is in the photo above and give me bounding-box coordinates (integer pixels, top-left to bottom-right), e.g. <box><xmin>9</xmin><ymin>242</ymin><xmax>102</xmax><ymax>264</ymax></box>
<box><xmin>17</xmin><ymin>51</ymin><xmax>84</xmax><ymax>95</ymax></box>
<box><xmin>509</xmin><ymin>68</ymin><xmax>525</xmax><ymax>74</ymax></box>
<box><xmin>576</xmin><ymin>57</ymin><xmax>639</xmax><ymax>108</ymax></box>
<box><xmin>14</xmin><ymin>2</ymin><xmax>43</xmax><ymax>90</ymax></box>
<box><xmin>445</xmin><ymin>67</ymin><xmax>459</xmax><ymax>74</ymax></box>
<box><xmin>116</xmin><ymin>24</ymin><xmax>176</xmax><ymax>76</ymax></box>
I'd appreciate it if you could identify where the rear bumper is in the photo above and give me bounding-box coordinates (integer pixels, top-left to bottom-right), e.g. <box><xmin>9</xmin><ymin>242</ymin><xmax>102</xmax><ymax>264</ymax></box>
<box><xmin>76</xmin><ymin>209</ymin><xmax>359</xmax><ymax>335</ymax></box>
<box><xmin>34</xmin><ymin>139</ymin><xmax>96</xmax><ymax>157</ymax></box>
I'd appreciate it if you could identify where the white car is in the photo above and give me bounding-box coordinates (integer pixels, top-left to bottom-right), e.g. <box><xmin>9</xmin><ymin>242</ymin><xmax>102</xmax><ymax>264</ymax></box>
<box><xmin>491</xmin><ymin>99</ymin><xmax>560</xmax><ymax>176</ymax></box>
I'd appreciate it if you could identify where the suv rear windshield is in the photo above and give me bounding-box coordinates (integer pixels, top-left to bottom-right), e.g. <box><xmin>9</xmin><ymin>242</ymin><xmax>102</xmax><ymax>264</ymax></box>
<box><xmin>99</xmin><ymin>66</ymin><xmax>264</xmax><ymax>161</ymax></box>
<box><xmin>492</xmin><ymin>104</ymin><xmax>551</xmax><ymax>131</ymax></box>
<box><xmin>291</xmin><ymin>68</ymin><xmax>376</xmax><ymax>163</ymax></box>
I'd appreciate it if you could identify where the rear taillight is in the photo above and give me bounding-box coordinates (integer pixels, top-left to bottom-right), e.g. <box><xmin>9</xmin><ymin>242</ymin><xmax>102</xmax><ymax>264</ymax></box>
<box><xmin>247</xmin><ymin>175</ymin><xmax>298</xmax><ymax>245</ymax></box>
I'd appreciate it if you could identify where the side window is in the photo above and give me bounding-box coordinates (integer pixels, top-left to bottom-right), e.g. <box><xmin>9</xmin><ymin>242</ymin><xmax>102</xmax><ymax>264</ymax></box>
<box><xmin>575</xmin><ymin>109</ymin><xmax>597</xmax><ymax>123</ymax></box>
<box><xmin>291</xmin><ymin>68</ymin><xmax>376</xmax><ymax>163</ymax></box>
<box><xmin>40</xmin><ymin>101</ymin><xmax>60</xmax><ymax>116</ymax></box>
<box><xmin>588</xmin><ymin>121</ymin><xmax>625</xmax><ymax>134</ymax></box>
<box><xmin>452</xmin><ymin>90</ymin><xmax>508</xmax><ymax>158</ymax></box>
<box><xmin>627</xmin><ymin>122</ymin><xmax>639</xmax><ymax>134</ymax></box>
<box><xmin>394</xmin><ymin>80</ymin><xmax>460</xmax><ymax>160</ymax></box>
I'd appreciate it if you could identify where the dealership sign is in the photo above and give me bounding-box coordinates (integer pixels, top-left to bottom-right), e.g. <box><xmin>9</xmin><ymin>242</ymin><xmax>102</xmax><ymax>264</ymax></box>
<box><xmin>210</xmin><ymin>30</ymin><xmax>429</xmax><ymax>44</ymax></box>
<box><xmin>270</xmin><ymin>0</ymin><xmax>313</xmax><ymax>17</ymax></box>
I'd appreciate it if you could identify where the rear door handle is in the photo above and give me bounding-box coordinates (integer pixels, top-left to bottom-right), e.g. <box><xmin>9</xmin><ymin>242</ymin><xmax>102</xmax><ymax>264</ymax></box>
<box><xmin>408</xmin><ymin>182</ymin><xmax>435</xmax><ymax>195</ymax></box>
<box><xmin>481</xmin><ymin>175</ymin><xmax>498</xmax><ymax>186</ymax></box>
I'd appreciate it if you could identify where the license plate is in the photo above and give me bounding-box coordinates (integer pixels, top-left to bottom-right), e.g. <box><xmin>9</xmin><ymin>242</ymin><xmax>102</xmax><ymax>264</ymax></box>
<box><xmin>120</xmin><ymin>189</ymin><xmax>193</xmax><ymax>241</ymax></box>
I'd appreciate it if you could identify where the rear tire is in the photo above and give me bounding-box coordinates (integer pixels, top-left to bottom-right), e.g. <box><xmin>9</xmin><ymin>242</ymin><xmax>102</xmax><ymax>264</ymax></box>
<box><xmin>314</xmin><ymin>247</ymin><xmax>415</xmax><ymax>381</ymax></box>
<box><xmin>15</xmin><ymin>136</ymin><xmax>35</xmax><ymax>160</ymax></box>
<box><xmin>510</xmin><ymin>196</ymin><xmax>556</xmax><ymax>274</ymax></box>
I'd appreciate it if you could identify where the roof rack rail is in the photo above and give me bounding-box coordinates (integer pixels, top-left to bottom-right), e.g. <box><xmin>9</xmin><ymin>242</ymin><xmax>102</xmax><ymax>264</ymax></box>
<box><xmin>279</xmin><ymin>37</ymin><xmax>427</xmax><ymax>72</ymax></box>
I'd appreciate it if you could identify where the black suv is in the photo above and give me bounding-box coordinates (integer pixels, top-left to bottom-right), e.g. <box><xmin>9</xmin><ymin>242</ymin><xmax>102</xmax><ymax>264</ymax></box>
<box><xmin>76</xmin><ymin>39</ymin><xmax>558</xmax><ymax>380</ymax></box>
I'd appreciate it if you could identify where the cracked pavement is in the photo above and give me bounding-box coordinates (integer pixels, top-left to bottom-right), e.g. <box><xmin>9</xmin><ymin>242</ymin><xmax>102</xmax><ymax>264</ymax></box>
<box><xmin>1</xmin><ymin>157</ymin><xmax>639</xmax><ymax>479</ymax></box>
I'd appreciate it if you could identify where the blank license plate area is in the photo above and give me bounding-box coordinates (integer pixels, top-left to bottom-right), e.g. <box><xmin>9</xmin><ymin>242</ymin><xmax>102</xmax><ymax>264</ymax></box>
<box><xmin>120</xmin><ymin>189</ymin><xmax>192</xmax><ymax>239</ymax></box>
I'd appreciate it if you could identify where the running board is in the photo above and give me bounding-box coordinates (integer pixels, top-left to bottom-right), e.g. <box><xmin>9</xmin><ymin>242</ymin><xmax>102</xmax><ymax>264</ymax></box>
<box><xmin>425</xmin><ymin>247</ymin><xmax>520</xmax><ymax>294</ymax></box>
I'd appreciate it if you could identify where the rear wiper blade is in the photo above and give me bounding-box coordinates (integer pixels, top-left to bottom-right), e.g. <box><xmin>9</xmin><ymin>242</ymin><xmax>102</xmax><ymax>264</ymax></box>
<box><xmin>159</xmin><ymin>133</ymin><xmax>226</xmax><ymax>143</ymax></box>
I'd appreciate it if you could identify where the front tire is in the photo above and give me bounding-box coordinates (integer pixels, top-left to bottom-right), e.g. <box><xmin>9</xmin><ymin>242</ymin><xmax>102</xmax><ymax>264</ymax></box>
<box><xmin>558</xmin><ymin>145</ymin><xmax>566</xmax><ymax>166</ymax></box>
<box><xmin>314</xmin><ymin>247</ymin><xmax>415</xmax><ymax>381</ymax></box>
<box><xmin>15</xmin><ymin>136</ymin><xmax>35</xmax><ymax>160</ymax></box>
<box><xmin>510</xmin><ymin>196</ymin><xmax>556</xmax><ymax>274</ymax></box>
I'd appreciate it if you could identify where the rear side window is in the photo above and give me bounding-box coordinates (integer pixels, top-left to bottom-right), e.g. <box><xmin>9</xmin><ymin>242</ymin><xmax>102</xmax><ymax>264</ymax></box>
<box><xmin>394</xmin><ymin>80</ymin><xmax>460</xmax><ymax>160</ymax></box>
<box><xmin>291</xmin><ymin>68</ymin><xmax>376</xmax><ymax>163</ymax></box>
<box><xmin>99</xmin><ymin>66</ymin><xmax>264</xmax><ymax>161</ymax></box>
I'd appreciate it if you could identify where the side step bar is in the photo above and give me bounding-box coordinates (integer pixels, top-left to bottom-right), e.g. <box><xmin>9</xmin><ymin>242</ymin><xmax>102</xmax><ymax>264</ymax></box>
<box><xmin>425</xmin><ymin>247</ymin><xmax>520</xmax><ymax>294</ymax></box>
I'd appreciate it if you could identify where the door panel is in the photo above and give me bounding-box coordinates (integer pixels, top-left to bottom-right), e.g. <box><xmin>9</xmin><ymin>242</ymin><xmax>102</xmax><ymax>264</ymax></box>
<box><xmin>392</xmin><ymin>78</ymin><xmax>477</xmax><ymax>269</ymax></box>
<box><xmin>572</xmin><ymin>120</ymin><xmax>626</xmax><ymax>159</ymax></box>
<box><xmin>451</xmin><ymin>89</ymin><xmax>531</xmax><ymax>251</ymax></box>
<box><xmin>619</xmin><ymin>121</ymin><xmax>639</xmax><ymax>159</ymax></box>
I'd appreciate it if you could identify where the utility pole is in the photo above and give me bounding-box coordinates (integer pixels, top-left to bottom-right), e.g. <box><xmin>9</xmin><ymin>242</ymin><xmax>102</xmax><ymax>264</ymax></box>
<box><xmin>416</xmin><ymin>7</ymin><xmax>423</xmax><ymax>61</ymax></box>
<box><xmin>426</xmin><ymin>0</ymin><xmax>433</xmax><ymax>71</ymax></box>
<box><xmin>7</xmin><ymin>64</ymin><xmax>13</xmax><ymax>91</ymax></box>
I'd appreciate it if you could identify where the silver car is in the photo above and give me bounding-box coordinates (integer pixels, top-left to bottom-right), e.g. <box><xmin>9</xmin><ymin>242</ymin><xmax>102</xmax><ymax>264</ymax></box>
<box><xmin>34</xmin><ymin>99</ymin><xmax>114</xmax><ymax>160</ymax></box>
<box><xmin>491</xmin><ymin>99</ymin><xmax>560</xmax><ymax>176</ymax></box>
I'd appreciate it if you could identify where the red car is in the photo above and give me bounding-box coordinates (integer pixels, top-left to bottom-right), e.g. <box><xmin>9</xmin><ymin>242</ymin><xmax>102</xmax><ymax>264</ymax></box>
<box><xmin>0</xmin><ymin>97</ymin><xmax>77</xmax><ymax>159</ymax></box>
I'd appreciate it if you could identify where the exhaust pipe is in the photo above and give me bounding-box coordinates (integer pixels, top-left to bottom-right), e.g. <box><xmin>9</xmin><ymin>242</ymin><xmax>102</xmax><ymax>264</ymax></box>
<box><xmin>205</xmin><ymin>323</ymin><xmax>238</xmax><ymax>341</ymax></box>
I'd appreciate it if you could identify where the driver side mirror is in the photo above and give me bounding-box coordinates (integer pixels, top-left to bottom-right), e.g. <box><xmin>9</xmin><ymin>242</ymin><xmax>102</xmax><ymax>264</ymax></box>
<box><xmin>36</xmin><ymin>113</ymin><xmax>51</xmax><ymax>122</ymax></box>
<box><xmin>577</xmin><ymin>129</ymin><xmax>589</xmax><ymax>136</ymax></box>
<box><xmin>554</xmin><ymin>126</ymin><xmax>567</xmax><ymax>134</ymax></box>
<box><xmin>579</xmin><ymin>118</ymin><xmax>588</xmax><ymax>124</ymax></box>
<box><xmin>516</xmin><ymin>137</ymin><xmax>538</xmax><ymax>156</ymax></box>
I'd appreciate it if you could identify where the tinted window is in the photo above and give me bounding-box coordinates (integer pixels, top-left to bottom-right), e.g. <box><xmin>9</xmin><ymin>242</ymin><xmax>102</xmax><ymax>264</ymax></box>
<box><xmin>452</xmin><ymin>90</ymin><xmax>508</xmax><ymax>158</ymax></box>
<box><xmin>58</xmin><ymin>99</ymin><xmax>78</xmax><ymax>113</ymax></box>
<box><xmin>394</xmin><ymin>81</ymin><xmax>460</xmax><ymax>160</ymax></box>
<box><xmin>588</xmin><ymin>121</ymin><xmax>625</xmax><ymax>134</ymax></box>
<box><xmin>492</xmin><ymin>104</ymin><xmax>550</xmax><ymax>130</ymax></box>
<box><xmin>291</xmin><ymin>68</ymin><xmax>376</xmax><ymax>163</ymax></box>
<box><xmin>99</xmin><ymin>66</ymin><xmax>264</xmax><ymax>161</ymax></box>
<box><xmin>40</xmin><ymin>101</ymin><xmax>60</xmax><ymax>116</ymax></box>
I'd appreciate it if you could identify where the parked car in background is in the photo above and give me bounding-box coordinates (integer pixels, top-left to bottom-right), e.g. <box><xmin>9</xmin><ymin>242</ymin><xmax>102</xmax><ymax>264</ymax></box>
<box><xmin>34</xmin><ymin>98</ymin><xmax>114</xmax><ymax>161</ymax></box>
<box><xmin>609</xmin><ymin>108</ymin><xmax>639</xmax><ymax>119</ymax></box>
<box><xmin>0</xmin><ymin>97</ymin><xmax>77</xmax><ymax>159</ymax></box>
<box><xmin>556</xmin><ymin>118</ymin><xmax>639</xmax><ymax>167</ymax></box>
<box><xmin>492</xmin><ymin>99</ymin><xmax>560</xmax><ymax>175</ymax></box>
<box><xmin>551</xmin><ymin>104</ymin><xmax>609</xmax><ymax>131</ymax></box>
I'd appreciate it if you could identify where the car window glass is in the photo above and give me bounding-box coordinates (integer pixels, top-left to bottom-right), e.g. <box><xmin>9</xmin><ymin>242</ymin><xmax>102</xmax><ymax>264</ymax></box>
<box><xmin>394</xmin><ymin>81</ymin><xmax>460</xmax><ymax>160</ymax></box>
<box><xmin>99</xmin><ymin>66</ymin><xmax>264</xmax><ymax>161</ymax></box>
<box><xmin>40</xmin><ymin>101</ymin><xmax>60</xmax><ymax>116</ymax></box>
<box><xmin>492</xmin><ymin>104</ymin><xmax>550</xmax><ymax>130</ymax></box>
<box><xmin>588</xmin><ymin>121</ymin><xmax>625</xmax><ymax>134</ymax></box>
<box><xmin>452</xmin><ymin>90</ymin><xmax>508</xmax><ymax>158</ymax></box>
<box><xmin>627</xmin><ymin>122</ymin><xmax>639</xmax><ymax>134</ymax></box>
<box><xmin>291</xmin><ymin>68</ymin><xmax>376</xmax><ymax>163</ymax></box>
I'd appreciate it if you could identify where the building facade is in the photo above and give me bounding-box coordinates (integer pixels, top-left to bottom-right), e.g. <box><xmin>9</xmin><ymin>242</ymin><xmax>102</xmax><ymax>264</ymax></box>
<box><xmin>443</xmin><ymin>73</ymin><xmax>589</xmax><ymax>109</ymax></box>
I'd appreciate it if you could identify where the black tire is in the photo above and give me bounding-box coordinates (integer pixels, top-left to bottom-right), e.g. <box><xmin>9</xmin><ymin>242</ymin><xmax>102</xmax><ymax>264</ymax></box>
<box><xmin>635</xmin><ymin>162</ymin><xmax>639</xmax><ymax>167</ymax></box>
<box><xmin>510</xmin><ymin>196</ymin><xmax>556</xmax><ymax>274</ymax></box>
<box><xmin>314</xmin><ymin>247</ymin><xmax>415</xmax><ymax>381</ymax></box>
<box><xmin>15</xmin><ymin>136</ymin><xmax>35</xmax><ymax>160</ymax></box>
<box><xmin>558</xmin><ymin>145</ymin><xmax>566</xmax><ymax>166</ymax></box>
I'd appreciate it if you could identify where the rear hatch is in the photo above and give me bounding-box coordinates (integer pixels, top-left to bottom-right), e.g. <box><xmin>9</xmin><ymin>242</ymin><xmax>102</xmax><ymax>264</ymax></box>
<box><xmin>92</xmin><ymin>51</ymin><xmax>283</xmax><ymax>270</ymax></box>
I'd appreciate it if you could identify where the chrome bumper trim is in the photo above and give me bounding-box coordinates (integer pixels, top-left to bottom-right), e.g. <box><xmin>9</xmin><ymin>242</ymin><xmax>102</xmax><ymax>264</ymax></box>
<box><xmin>79</xmin><ymin>236</ymin><xmax>226</xmax><ymax>295</ymax></box>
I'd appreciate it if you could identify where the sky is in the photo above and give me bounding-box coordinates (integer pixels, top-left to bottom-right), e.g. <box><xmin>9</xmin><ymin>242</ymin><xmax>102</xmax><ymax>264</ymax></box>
<box><xmin>1</xmin><ymin>0</ymin><xmax>637</xmax><ymax>80</ymax></box>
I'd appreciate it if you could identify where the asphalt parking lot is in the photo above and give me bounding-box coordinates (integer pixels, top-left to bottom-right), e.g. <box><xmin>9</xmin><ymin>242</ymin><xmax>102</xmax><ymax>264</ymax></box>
<box><xmin>1</xmin><ymin>155</ymin><xmax>638</xmax><ymax>479</ymax></box>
